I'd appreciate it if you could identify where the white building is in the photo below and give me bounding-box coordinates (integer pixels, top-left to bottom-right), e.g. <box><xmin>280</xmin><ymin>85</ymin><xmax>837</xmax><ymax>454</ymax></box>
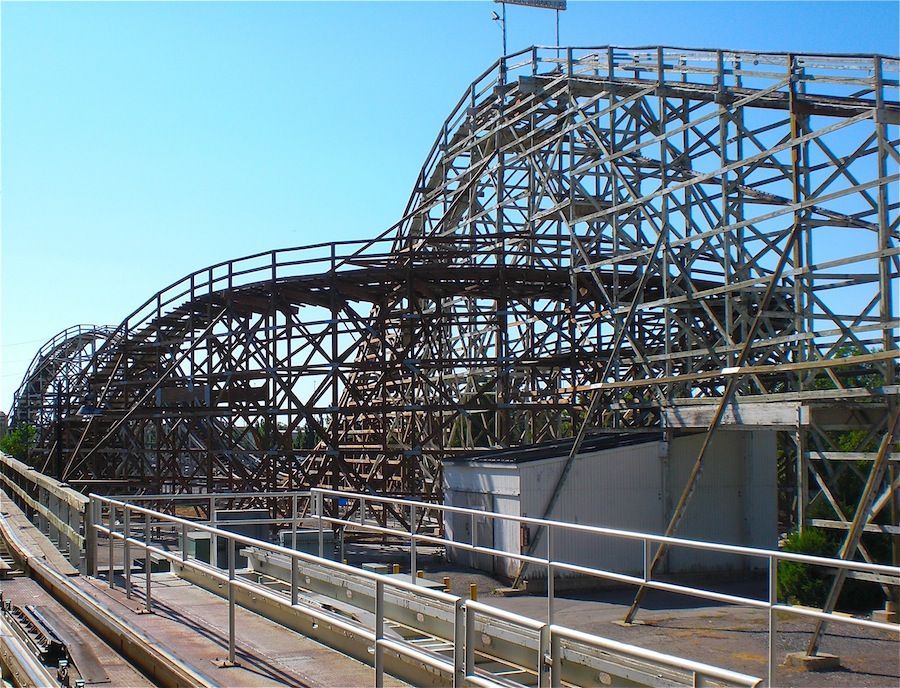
<box><xmin>442</xmin><ymin>431</ymin><xmax>777</xmax><ymax>584</ymax></box>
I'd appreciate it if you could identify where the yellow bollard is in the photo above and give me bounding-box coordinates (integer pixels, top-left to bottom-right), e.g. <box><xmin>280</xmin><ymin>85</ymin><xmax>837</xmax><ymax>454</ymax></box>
<box><xmin>469</xmin><ymin>583</ymin><xmax>477</xmax><ymax>601</ymax></box>
<box><xmin>416</xmin><ymin>569</ymin><xmax>424</xmax><ymax>579</ymax></box>
<box><xmin>392</xmin><ymin>563</ymin><xmax>400</xmax><ymax>575</ymax></box>
<box><xmin>443</xmin><ymin>576</ymin><xmax>451</xmax><ymax>592</ymax></box>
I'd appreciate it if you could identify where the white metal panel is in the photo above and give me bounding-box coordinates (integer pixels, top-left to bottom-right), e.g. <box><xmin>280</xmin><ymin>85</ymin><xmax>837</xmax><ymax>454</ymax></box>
<box><xmin>443</xmin><ymin>430</ymin><xmax>776</xmax><ymax>581</ymax></box>
<box><xmin>443</xmin><ymin>462</ymin><xmax>519</xmax><ymax>496</ymax></box>
<box><xmin>519</xmin><ymin>441</ymin><xmax>664</xmax><ymax>578</ymax></box>
<box><xmin>746</xmin><ymin>430</ymin><xmax>778</xmax><ymax>551</ymax></box>
<box><xmin>443</xmin><ymin>462</ymin><xmax>520</xmax><ymax>569</ymax></box>
<box><xmin>492</xmin><ymin>494</ymin><xmax>521</xmax><ymax>579</ymax></box>
<box><xmin>666</xmin><ymin>431</ymin><xmax>776</xmax><ymax>574</ymax></box>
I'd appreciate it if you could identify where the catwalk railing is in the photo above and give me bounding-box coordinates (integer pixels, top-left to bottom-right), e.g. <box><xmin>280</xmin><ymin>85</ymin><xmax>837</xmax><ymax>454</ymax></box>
<box><xmin>310</xmin><ymin>488</ymin><xmax>900</xmax><ymax>688</ymax></box>
<box><xmin>89</xmin><ymin>491</ymin><xmax>762</xmax><ymax>688</ymax></box>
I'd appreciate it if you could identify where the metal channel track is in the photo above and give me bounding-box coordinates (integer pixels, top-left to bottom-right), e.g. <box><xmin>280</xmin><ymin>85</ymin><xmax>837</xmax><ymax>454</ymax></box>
<box><xmin>0</xmin><ymin>615</ymin><xmax>58</xmax><ymax>688</ymax></box>
<box><xmin>238</xmin><ymin>548</ymin><xmax>703</xmax><ymax>687</ymax></box>
<box><xmin>0</xmin><ymin>507</ymin><xmax>216</xmax><ymax>688</ymax></box>
<box><xmin>248</xmin><ymin>569</ymin><xmax>543</xmax><ymax>687</ymax></box>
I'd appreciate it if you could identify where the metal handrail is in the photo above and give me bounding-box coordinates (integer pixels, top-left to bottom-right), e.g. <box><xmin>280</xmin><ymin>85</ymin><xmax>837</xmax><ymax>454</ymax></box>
<box><xmin>90</xmin><ymin>492</ymin><xmax>761</xmax><ymax>688</ymax></box>
<box><xmin>314</xmin><ymin>488</ymin><xmax>898</xmax><ymax>576</ymax></box>
<box><xmin>311</xmin><ymin>487</ymin><xmax>899</xmax><ymax>688</ymax></box>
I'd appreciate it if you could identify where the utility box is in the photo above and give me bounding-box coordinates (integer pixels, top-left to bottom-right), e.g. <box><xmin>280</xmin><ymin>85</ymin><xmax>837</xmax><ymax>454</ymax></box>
<box><xmin>442</xmin><ymin>431</ymin><xmax>777</xmax><ymax>583</ymax></box>
<box><xmin>277</xmin><ymin>528</ymin><xmax>336</xmax><ymax>561</ymax></box>
<box><xmin>185</xmin><ymin>530</ymin><xmax>211</xmax><ymax>563</ymax></box>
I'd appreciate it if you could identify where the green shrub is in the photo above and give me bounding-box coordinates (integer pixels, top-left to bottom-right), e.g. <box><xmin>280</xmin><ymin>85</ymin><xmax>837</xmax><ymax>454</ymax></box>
<box><xmin>779</xmin><ymin>528</ymin><xmax>833</xmax><ymax>607</ymax></box>
<box><xmin>779</xmin><ymin>527</ymin><xmax>885</xmax><ymax>612</ymax></box>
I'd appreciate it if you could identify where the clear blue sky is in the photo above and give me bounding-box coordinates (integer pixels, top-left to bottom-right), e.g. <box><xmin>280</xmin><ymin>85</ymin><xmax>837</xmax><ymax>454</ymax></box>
<box><xmin>2</xmin><ymin>0</ymin><xmax>898</xmax><ymax>411</ymax></box>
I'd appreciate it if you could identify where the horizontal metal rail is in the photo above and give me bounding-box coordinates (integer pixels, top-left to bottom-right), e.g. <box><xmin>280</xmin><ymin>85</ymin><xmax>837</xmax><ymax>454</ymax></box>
<box><xmin>313</xmin><ymin>488</ymin><xmax>899</xmax><ymax>577</ymax></box>
<box><xmin>311</xmin><ymin>487</ymin><xmax>900</xmax><ymax>687</ymax></box>
<box><xmin>90</xmin><ymin>493</ymin><xmax>761</xmax><ymax>688</ymax></box>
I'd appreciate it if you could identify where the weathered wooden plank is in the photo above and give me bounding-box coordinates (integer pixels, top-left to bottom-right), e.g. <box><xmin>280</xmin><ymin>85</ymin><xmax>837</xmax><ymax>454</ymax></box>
<box><xmin>665</xmin><ymin>402</ymin><xmax>808</xmax><ymax>429</ymax></box>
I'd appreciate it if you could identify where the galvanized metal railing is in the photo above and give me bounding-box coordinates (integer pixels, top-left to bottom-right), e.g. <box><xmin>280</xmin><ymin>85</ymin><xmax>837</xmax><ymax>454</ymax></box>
<box><xmin>88</xmin><ymin>492</ymin><xmax>761</xmax><ymax>688</ymax></box>
<box><xmin>311</xmin><ymin>487</ymin><xmax>900</xmax><ymax>688</ymax></box>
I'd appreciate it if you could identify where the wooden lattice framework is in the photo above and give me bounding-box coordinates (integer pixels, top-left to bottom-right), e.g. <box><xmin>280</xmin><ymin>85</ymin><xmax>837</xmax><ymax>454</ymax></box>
<box><xmin>9</xmin><ymin>48</ymin><xmax>899</xmax><ymax>584</ymax></box>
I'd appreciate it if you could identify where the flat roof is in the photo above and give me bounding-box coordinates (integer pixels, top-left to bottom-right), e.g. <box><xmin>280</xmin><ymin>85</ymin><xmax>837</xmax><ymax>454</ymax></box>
<box><xmin>443</xmin><ymin>431</ymin><xmax>661</xmax><ymax>465</ymax></box>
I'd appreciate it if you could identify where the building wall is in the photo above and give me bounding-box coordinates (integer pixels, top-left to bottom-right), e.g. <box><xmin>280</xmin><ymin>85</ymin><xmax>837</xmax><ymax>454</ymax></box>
<box><xmin>519</xmin><ymin>441</ymin><xmax>665</xmax><ymax>578</ymax></box>
<box><xmin>665</xmin><ymin>431</ymin><xmax>777</xmax><ymax>573</ymax></box>
<box><xmin>443</xmin><ymin>462</ymin><xmax>520</xmax><ymax>576</ymax></box>
<box><xmin>443</xmin><ymin>430</ymin><xmax>777</xmax><ymax>582</ymax></box>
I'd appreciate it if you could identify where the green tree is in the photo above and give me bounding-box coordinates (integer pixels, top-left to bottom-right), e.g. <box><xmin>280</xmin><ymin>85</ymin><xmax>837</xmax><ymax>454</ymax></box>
<box><xmin>0</xmin><ymin>425</ymin><xmax>36</xmax><ymax>463</ymax></box>
<box><xmin>292</xmin><ymin>424</ymin><xmax>318</xmax><ymax>450</ymax></box>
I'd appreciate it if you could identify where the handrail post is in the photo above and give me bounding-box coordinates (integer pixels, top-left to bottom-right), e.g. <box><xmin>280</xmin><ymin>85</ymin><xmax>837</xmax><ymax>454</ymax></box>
<box><xmin>453</xmin><ymin>598</ymin><xmax>465</xmax><ymax>688</ymax></box>
<box><xmin>124</xmin><ymin>506</ymin><xmax>132</xmax><ymax>599</ymax></box>
<box><xmin>539</xmin><ymin>624</ymin><xmax>551</xmax><ymax>688</ymax></box>
<box><xmin>375</xmin><ymin>579</ymin><xmax>385</xmax><ymax>688</ymax></box>
<box><xmin>108</xmin><ymin>503</ymin><xmax>115</xmax><ymax>588</ymax></box>
<box><xmin>291</xmin><ymin>493</ymin><xmax>298</xmax><ymax>551</ymax></box>
<box><xmin>547</xmin><ymin>526</ymin><xmax>555</xmax><ymax>626</ymax></box>
<box><xmin>410</xmin><ymin>504</ymin><xmax>417</xmax><ymax>584</ymax></box>
<box><xmin>209</xmin><ymin>496</ymin><xmax>218</xmax><ymax>569</ymax></box>
<box><xmin>316</xmin><ymin>490</ymin><xmax>324</xmax><ymax>558</ymax></box>
<box><xmin>87</xmin><ymin>495</ymin><xmax>98</xmax><ymax>578</ymax></box>
<box><xmin>465</xmin><ymin>602</ymin><xmax>475</xmax><ymax>681</ymax></box>
<box><xmin>550</xmin><ymin>629</ymin><xmax>562</xmax><ymax>687</ymax></box>
<box><xmin>144</xmin><ymin>510</ymin><xmax>152</xmax><ymax>613</ymax></box>
<box><xmin>291</xmin><ymin>555</ymin><xmax>298</xmax><ymax>606</ymax></box>
<box><xmin>228</xmin><ymin>537</ymin><xmax>236</xmax><ymax>665</ymax></box>
<box><xmin>643</xmin><ymin>538</ymin><xmax>651</xmax><ymax>582</ymax></box>
<box><xmin>768</xmin><ymin>555</ymin><xmax>777</xmax><ymax>687</ymax></box>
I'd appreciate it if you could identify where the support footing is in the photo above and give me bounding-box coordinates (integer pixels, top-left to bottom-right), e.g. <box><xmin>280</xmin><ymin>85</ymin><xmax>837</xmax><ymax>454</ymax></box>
<box><xmin>783</xmin><ymin>652</ymin><xmax>841</xmax><ymax>672</ymax></box>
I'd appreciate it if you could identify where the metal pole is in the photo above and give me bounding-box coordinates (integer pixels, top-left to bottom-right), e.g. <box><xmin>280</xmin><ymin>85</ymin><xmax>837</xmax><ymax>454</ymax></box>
<box><xmin>643</xmin><ymin>538</ymin><xmax>651</xmax><ymax>582</ymax></box>
<box><xmin>547</xmin><ymin>526</ymin><xmax>554</xmax><ymax>626</ymax></box>
<box><xmin>228</xmin><ymin>537</ymin><xmax>236</xmax><ymax>665</ymax></box>
<box><xmin>375</xmin><ymin>579</ymin><xmax>385</xmax><ymax>688</ymax></box>
<box><xmin>539</xmin><ymin>624</ymin><xmax>550</xmax><ymax>688</ymax></box>
<box><xmin>291</xmin><ymin>555</ymin><xmax>298</xmax><ymax>606</ymax></box>
<box><xmin>502</xmin><ymin>3</ymin><xmax>507</xmax><ymax>56</ymax></box>
<box><xmin>210</xmin><ymin>496</ymin><xmax>218</xmax><ymax>569</ymax></box>
<box><xmin>291</xmin><ymin>493</ymin><xmax>298</xmax><ymax>551</ymax></box>
<box><xmin>54</xmin><ymin>384</ymin><xmax>62</xmax><ymax>480</ymax></box>
<box><xmin>410</xmin><ymin>504</ymin><xmax>417</xmax><ymax>584</ymax></box>
<box><xmin>555</xmin><ymin>9</ymin><xmax>559</xmax><ymax>53</ymax></box>
<box><xmin>768</xmin><ymin>555</ymin><xmax>777</xmax><ymax>687</ymax></box>
<box><xmin>144</xmin><ymin>511</ymin><xmax>152</xmax><ymax>613</ymax></box>
<box><xmin>108</xmin><ymin>504</ymin><xmax>115</xmax><ymax>588</ymax></box>
<box><xmin>453</xmin><ymin>598</ymin><xmax>465</xmax><ymax>688</ymax></box>
<box><xmin>317</xmin><ymin>491</ymin><xmax>324</xmax><ymax>558</ymax></box>
<box><xmin>550</xmin><ymin>631</ymin><xmax>561</xmax><ymax>687</ymax></box>
<box><xmin>89</xmin><ymin>497</ymin><xmax>98</xmax><ymax>578</ymax></box>
<box><xmin>124</xmin><ymin>507</ymin><xmax>132</xmax><ymax>599</ymax></box>
<box><xmin>465</xmin><ymin>604</ymin><xmax>475</xmax><ymax>681</ymax></box>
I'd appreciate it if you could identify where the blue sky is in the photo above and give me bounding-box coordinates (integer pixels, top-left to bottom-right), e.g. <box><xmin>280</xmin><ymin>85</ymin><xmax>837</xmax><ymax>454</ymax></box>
<box><xmin>2</xmin><ymin>0</ymin><xmax>899</xmax><ymax>410</ymax></box>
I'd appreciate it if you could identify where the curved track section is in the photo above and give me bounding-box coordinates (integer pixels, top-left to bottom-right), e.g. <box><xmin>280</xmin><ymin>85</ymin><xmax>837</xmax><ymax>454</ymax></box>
<box><xmin>9</xmin><ymin>325</ymin><xmax>116</xmax><ymax>475</ymax></box>
<box><xmin>8</xmin><ymin>47</ymin><xmax>899</xmax><ymax>511</ymax></box>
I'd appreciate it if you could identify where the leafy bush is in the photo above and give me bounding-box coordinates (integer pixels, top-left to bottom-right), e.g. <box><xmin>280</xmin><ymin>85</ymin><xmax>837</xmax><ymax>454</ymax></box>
<box><xmin>779</xmin><ymin>527</ymin><xmax>833</xmax><ymax>607</ymax></box>
<box><xmin>779</xmin><ymin>527</ymin><xmax>885</xmax><ymax>612</ymax></box>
